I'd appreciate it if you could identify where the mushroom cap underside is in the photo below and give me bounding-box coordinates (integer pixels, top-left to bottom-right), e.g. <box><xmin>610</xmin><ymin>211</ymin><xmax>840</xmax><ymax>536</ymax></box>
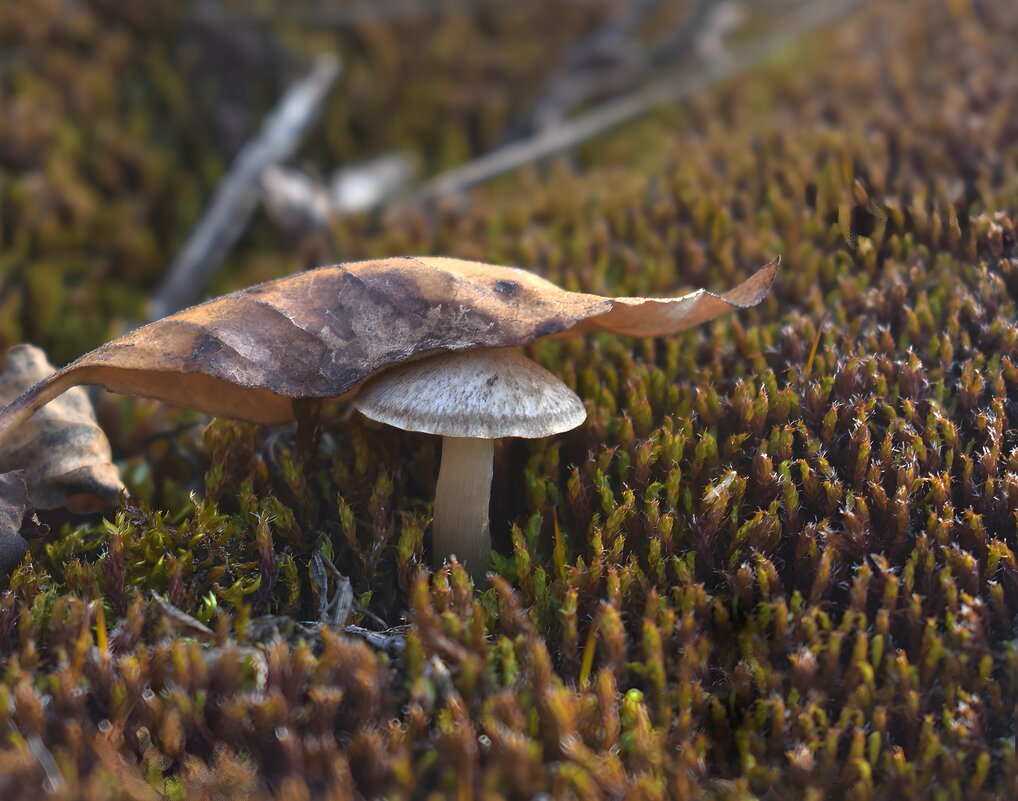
<box><xmin>353</xmin><ymin>347</ymin><xmax>587</xmax><ymax>438</ymax></box>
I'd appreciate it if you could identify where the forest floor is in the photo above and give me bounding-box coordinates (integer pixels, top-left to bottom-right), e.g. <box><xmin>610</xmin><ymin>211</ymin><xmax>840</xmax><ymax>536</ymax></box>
<box><xmin>1</xmin><ymin>0</ymin><xmax>1018</xmax><ymax>799</ymax></box>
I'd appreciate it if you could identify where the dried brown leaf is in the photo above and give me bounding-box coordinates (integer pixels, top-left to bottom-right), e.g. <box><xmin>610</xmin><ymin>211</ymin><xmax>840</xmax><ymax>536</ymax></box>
<box><xmin>0</xmin><ymin>471</ymin><xmax>31</xmax><ymax>577</ymax></box>
<box><xmin>0</xmin><ymin>257</ymin><xmax>777</xmax><ymax>441</ymax></box>
<box><xmin>0</xmin><ymin>345</ymin><xmax>124</xmax><ymax>512</ymax></box>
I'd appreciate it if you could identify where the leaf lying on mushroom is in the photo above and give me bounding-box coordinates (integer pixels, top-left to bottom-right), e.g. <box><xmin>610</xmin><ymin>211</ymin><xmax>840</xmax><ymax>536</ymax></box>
<box><xmin>0</xmin><ymin>256</ymin><xmax>778</xmax><ymax>444</ymax></box>
<box><xmin>0</xmin><ymin>344</ymin><xmax>124</xmax><ymax>513</ymax></box>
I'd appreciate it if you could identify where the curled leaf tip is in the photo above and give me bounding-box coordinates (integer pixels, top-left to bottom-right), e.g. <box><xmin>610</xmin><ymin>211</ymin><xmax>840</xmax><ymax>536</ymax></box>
<box><xmin>585</xmin><ymin>257</ymin><xmax>780</xmax><ymax>337</ymax></box>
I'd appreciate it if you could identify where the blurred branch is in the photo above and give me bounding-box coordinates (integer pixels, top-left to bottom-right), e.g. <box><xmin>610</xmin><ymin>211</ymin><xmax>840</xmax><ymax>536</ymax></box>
<box><xmin>509</xmin><ymin>0</ymin><xmax>664</xmax><ymax>137</ymax></box>
<box><xmin>507</xmin><ymin>0</ymin><xmax>748</xmax><ymax>139</ymax></box>
<box><xmin>190</xmin><ymin>0</ymin><xmax>610</xmax><ymax>28</ymax></box>
<box><xmin>407</xmin><ymin>0</ymin><xmax>865</xmax><ymax>205</ymax></box>
<box><xmin>150</xmin><ymin>591</ymin><xmax>216</xmax><ymax>638</ymax></box>
<box><xmin>330</xmin><ymin>155</ymin><xmax>415</xmax><ymax>214</ymax></box>
<box><xmin>148</xmin><ymin>54</ymin><xmax>341</xmax><ymax>321</ymax></box>
<box><xmin>259</xmin><ymin>155</ymin><xmax>414</xmax><ymax>237</ymax></box>
<box><xmin>654</xmin><ymin>0</ymin><xmax>740</xmax><ymax>66</ymax></box>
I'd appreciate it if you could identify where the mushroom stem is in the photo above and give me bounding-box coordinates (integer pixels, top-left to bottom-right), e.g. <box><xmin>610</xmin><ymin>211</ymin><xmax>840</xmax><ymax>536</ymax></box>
<box><xmin>432</xmin><ymin>436</ymin><xmax>493</xmax><ymax>580</ymax></box>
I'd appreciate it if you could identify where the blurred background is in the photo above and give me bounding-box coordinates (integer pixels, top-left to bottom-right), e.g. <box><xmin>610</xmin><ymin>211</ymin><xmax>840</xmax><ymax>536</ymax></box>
<box><xmin>0</xmin><ymin>0</ymin><xmax>866</xmax><ymax>364</ymax></box>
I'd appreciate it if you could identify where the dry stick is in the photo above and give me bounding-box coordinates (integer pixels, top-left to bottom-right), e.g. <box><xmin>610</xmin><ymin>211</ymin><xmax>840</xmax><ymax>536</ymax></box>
<box><xmin>511</xmin><ymin>0</ymin><xmax>663</xmax><ymax>137</ymax></box>
<box><xmin>259</xmin><ymin>153</ymin><xmax>414</xmax><ymax>235</ymax></box>
<box><xmin>651</xmin><ymin>0</ymin><xmax>734</xmax><ymax>68</ymax></box>
<box><xmin>191</xmin><ymin>0</ymin><xmax>610</xmax><ymax>29</ymax></box>
<box><xmin>520</xmin><ymin>0</ymin><xmax>725</xmax><ymax>137</ymax></box>
<box><xmin>409</xmin><ymin>0</ymin><xmax>864</xmax><ymax>205</ymax></box>
<box><xmin>147</xmin><ymin>54</ymin><xmax>341</xmax><ymax>322</ymax></box>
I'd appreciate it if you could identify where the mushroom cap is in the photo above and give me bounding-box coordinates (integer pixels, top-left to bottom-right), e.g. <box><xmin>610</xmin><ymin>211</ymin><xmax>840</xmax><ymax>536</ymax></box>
<box><xmin>353</xmin><ymin>348</ymin><xmax>586</xmax><ymax>439</ymax></box>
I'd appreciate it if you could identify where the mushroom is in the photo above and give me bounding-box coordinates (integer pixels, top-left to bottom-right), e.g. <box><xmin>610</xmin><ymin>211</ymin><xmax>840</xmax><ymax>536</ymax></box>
<box><xmin>352</xmin><ymin>347</ymin><xmax>585</xmax><ymax>579</ymax></box>
<box><xmin>0</xmin><ymin>256</ymin><xmax>778</xmax><ymax>576</ymax></box>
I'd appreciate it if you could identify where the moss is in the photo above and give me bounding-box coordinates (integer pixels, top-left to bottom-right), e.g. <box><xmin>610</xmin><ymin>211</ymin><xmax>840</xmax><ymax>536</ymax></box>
<box><xmin>3</xmin><ymin>0</ymin><xmax>1018</xmax><ymax>798</ymax></box>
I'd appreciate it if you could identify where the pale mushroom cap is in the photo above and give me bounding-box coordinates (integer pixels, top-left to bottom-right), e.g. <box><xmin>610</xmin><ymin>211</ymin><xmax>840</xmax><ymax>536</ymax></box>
<box><xmin>353</xmin><ymin>348</ymin><xmax>586</xmax><ymax>439</ymax></box>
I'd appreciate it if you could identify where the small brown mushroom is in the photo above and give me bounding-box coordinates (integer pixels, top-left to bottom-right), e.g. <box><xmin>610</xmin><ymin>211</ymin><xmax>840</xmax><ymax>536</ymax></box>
<box><xmin>0</xmin><ymin>256</ymin><xmax>778</xmax><ymax>578</ymax></box>
<box><xmin>353</xmin><ymin>347</ymin><xmax>584</xmax><ymax>578</ymax></box>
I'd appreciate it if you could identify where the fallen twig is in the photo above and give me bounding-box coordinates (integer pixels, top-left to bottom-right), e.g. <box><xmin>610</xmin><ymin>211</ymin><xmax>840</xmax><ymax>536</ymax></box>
<box><xmin>259</xmin><ymin>165</ymin><xmax>333</xmax><ymax>235</ymax></box>
<box><xmin>331</xmin><ymin>154</ymin><xmax>414</xmax><ymax>214</ymax></box>
<box><xmin>26</xmin><ymin>735</ymin><xmax>64</xmax><ymax>795</ymax></box>
<box><xmin>511</xmin><ymin>0</ymin><xmax>745</xmax><ymax>139</ymax></box>
<box><xmin>510</xmin><ymin>0</ymin><xmax>662</xmax><ymax>137</ymax></box>
<box><xmin>407</xmin><ymin>0</ymin><xmax>864</xmax><ymax>205</ymax></box>
<box><xmin>341</xmin><ymin>624</ymin><xmax>408</xmax><ymax>654</ymax></box>
<box><xmin>148</xmin><ymin>54</ymin><xmax>341</xmax><ymax>321</ymax></box>
<box><xmin>150</xmin><ymin>591</ymin><xmax>216</xmax><ymax>638</ymax></box>
<box><xmin>310</xmin><ymin>549</ymin><xmax>354</xmax><ymax>627</ymax></box>
<box><xmin>259</xmin><ymin>154</ymin><xmax>413</xmax><ymax>236</ymax></box>
<box><xmin>190</xmin><ymin>0</ymin><xmax>611</xmax><ymax>29</ymax></box>
<box><xmin>655</xmin><ymin>0</ymin><xmax>739</xmax><ymax>67</ymax></box>
<box><xmin>244</xmin><ymin>613</ymin><xmax>408</xmax><ymax>654</ymax></box>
